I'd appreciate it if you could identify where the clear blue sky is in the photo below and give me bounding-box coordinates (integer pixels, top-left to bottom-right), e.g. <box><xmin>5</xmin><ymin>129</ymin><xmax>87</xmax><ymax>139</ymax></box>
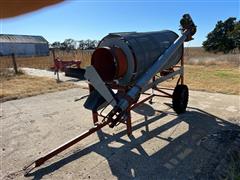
<box><xmin>1</xmin><ymin>0</ymin><xmax>239</xmax><ymax>46</ymax></box>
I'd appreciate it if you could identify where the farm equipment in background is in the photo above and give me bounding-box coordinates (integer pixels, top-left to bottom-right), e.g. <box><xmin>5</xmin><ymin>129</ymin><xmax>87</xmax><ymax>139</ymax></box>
<box><xmin>24</xmin><ymin>14</ymin><xmax>196</xmax><ymax>175</ymax></box>
<box><xmin>53</xmin><ymin>56</ymin><xmax>81</xmax><ymax>81</ymax></box>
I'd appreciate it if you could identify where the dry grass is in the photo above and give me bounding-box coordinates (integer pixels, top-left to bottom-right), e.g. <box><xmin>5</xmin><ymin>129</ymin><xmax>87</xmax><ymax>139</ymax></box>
<box><xmin>161</xmin><ymin>65</ymin><xmax>240</xmax><ymax>95</ymax></box>
<box><xmin>0</xmin><ymin>70</ymin><xmax>78</xmax><ymax>102</ymax></box>
<box><xmin>184</xmin><ymin>47</ymin><xmax>239</xmax><ymax>66</ymax></box>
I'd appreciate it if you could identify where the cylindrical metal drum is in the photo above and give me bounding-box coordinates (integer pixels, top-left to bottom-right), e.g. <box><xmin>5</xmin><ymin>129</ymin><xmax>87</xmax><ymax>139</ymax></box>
<box><xmin>91</xmin><ymin>30</ymin><xmax>183</xmax><ymax>86</ymax></box>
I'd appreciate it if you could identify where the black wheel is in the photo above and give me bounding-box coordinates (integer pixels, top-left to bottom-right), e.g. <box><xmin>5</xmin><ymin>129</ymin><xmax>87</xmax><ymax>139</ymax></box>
<box><xmin>172</xmin><ymin>85</ymin><xmax>189</xmax><ymax>114</ymax></box>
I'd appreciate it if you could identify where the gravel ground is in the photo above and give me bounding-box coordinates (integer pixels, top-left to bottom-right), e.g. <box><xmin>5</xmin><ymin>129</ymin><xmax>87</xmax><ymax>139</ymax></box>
<box><xmin>1</xmin><ymin>86</ymin><xmax>240</xmax><ymax>179</ymax></box>
<box><xmin>21</xmin><ymin>68</ymin><xmax>88</xmax><ymax>88</ymax></box>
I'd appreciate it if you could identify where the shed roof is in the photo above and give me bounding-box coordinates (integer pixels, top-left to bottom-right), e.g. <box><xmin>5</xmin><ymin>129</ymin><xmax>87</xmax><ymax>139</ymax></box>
<box><xmin>0</xmin><ymin>34</ymin><xmax>48</xmax><ymax>44</ymax></box>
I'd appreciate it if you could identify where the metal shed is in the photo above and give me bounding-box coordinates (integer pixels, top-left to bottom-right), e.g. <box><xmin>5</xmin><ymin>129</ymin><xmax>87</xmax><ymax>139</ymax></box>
<box><xmin>0</xmin><ymin>34</ymin><xmax>49</xmax><ymax>57</ymax></box>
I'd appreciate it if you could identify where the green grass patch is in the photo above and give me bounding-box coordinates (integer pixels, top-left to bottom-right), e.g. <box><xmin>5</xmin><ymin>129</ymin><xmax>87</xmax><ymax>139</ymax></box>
<box><xmin>214</xmin><ymin>70</ymin><xmax>239</xmax><ymax>78</ymax></box>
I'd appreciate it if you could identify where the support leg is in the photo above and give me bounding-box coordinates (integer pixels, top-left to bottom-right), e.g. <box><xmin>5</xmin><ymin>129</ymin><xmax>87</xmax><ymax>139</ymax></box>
<box><xmin>56</xmin><ymin>71</ymin><xmax>60</xmax><ymax>82</ymax></box>
<box><xmin>180</xmin><ymin>54</ymin><xmax>184</xmax><ymax>85</ymax></box>
<box><xmin>126</xmin><ymin>108</ymin><xmax>132</xmax><ymax>136</ymax></box>
<box><xmin>92</xmin><ymin>111</ymin><xmax>98</xmax><ymax>125</ymax></box>
<box><xmin>149</xmin><ymin>76</ymin><xmax>155</xmax><ymax>104</ymax></box>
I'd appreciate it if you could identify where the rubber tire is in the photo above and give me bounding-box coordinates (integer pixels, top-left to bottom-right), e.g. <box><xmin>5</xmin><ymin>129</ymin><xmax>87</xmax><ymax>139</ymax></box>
<box><xmin>172</xmin><ymin>85</ymin><xmax>189</xmax><ymax>114</ymax></box>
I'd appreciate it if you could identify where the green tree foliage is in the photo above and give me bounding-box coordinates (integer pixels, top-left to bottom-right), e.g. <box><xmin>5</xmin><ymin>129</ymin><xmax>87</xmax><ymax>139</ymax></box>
<box><xmin>51</xmin><ymin>39</ymin><xmax>99</xmax><ymax>50</ymax></box>
<box><xmin>60</xmin><ymin>39</ymin><xmax>76</xmax><ymax>51</ymax></box>
<box><xmin>51</xmin><ymin>41</ymin><xmax>61</xmax><ymax>49</ymax></box>
<box><xmin>229</xmin><ymin>22</ymin><xmax>240</xmax><ymax>51</ymax></box>
<box><xmin>203</xmin><ymin>17</ymin><xmax>240</xmax><ymax>53</ymax></box>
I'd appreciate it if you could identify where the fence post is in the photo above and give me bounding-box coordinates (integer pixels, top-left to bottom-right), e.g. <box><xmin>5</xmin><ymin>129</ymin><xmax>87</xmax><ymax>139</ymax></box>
<box><xmin>11</xmin><ymin>53</ymin><xmax>18</xmax><ymax>74</ymax></box>
<box><xmin>52</xmin><ymin>48</ymin><xmax>56</xmax><ymax>60</ymax></box>
<box><xmin>52</xmin><ymin>49</ymin><xmax>60</xmax><ymax>82</ymax></box>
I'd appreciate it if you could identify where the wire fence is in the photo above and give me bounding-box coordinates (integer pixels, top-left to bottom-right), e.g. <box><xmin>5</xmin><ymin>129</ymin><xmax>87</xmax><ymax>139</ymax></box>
<box><xmin>0</xmin><ymin>48</ymin><xmax>239</xmax><ymax>74</ymax></box>
<box><xmin>0</xmin><ymin>50</ymin><xmax>93</xmax><ymax>71</ymax></box>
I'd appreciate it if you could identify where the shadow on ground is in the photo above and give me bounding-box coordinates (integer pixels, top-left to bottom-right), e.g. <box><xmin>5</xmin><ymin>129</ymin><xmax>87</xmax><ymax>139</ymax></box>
<box><xmin>27</xmin><ymin>104</ymin><xmax>240</xmax><ymax>179</ymax></box>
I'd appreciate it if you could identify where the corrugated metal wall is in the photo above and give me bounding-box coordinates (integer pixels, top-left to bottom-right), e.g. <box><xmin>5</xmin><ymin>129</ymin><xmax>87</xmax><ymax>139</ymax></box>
<box><xmin>0</xmin><ymin>34</ymin><xmax>49</xmax><ymax>57</ymax></box>
<box><xmin>0</xmin><ymin>43</ymin><xmax>49</xmax><ymax>56</ymax></box>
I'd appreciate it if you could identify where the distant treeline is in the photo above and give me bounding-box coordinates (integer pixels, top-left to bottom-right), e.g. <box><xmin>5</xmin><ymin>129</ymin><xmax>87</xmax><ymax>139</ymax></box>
<box><xmin>50</xmin><ymin>39</ymin><xmax>100</xmax><ymax>51</ymax></box>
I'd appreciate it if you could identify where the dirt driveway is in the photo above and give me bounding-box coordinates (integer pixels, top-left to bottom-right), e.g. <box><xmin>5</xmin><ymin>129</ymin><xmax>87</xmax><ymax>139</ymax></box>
<box><xmin>1</xmin><ymin>88</ymin><xmax>240</xmax><ymax>179</ymax></box>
